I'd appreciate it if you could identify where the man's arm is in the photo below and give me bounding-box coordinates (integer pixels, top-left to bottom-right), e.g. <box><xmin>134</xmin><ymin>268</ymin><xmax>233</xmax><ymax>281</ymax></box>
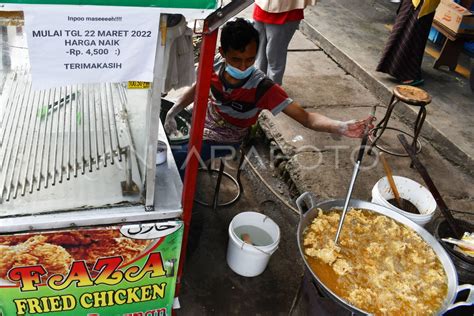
<box><xmin>164</xmin><ymin>83</ymin><xmax>196</xmax><ymax>134</ymax></box>
<box><xmin>168</xmin><ymin>83</ymin><xmax>197</xmax><ymax>116</ymax></box>
<box><xmin>282</xmin><ymin>102</ymin><xmax>374</xmax><ymax>138</ymax></box>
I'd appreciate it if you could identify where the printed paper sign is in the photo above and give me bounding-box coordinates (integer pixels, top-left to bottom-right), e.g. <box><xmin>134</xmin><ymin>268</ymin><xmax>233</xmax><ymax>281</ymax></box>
<box><xmin>23</xmin><ymin>6</ymin><xmax>161</xmax><ymax>90</ymax></box>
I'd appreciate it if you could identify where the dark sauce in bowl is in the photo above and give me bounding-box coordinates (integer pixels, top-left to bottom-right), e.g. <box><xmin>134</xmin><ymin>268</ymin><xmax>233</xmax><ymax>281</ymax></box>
<box><xmin>387</xmin><ymin>198</ymin><xmax>419</xmax><ymax>214</ymax></box>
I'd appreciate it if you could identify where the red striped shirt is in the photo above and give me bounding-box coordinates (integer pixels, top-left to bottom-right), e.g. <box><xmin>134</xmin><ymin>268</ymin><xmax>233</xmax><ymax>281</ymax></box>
<box><xmin>203</xmin><ymin>57</ymin><xmax>292</xmax><ymax>143</ymax></box>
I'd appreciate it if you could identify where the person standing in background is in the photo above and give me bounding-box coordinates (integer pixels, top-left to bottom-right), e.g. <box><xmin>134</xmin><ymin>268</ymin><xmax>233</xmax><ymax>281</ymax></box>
<box><xmin>252</xmin><ymin>0</ymin><xmax>317</xmax><ymax>85</ymax></box>
<box><xmin>376</xmin><ymin>0</ymin><xmax>440</xmax><ymax>86</ymax></box>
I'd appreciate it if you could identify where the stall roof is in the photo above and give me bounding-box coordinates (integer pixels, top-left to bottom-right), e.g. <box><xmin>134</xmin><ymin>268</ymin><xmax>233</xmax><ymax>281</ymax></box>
<box><xmin>0</xmin><ymin>0</ymin><xmax>217</xmax><ymax>9</ymax></box>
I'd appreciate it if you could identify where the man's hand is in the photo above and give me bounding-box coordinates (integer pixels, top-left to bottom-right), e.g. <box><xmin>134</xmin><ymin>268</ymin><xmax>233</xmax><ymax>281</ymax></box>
<box><xmin>282</xmin><ymin>102</ymin><xmax>377</xmax><ymax>138</ymax></box>
<box><xmin>338</xmin><ymin>115</ymin><xmax>375</xmax><ymax>138</ymax></box>
<box><xmin>162</xmin><ymin>84</ymin><xmax>197</xmax><ymax>136</ymax></box>
<box><xmin>164</xmin><ymin>112</ymin><xmax>178</xmax><ymax>136</ymax></box>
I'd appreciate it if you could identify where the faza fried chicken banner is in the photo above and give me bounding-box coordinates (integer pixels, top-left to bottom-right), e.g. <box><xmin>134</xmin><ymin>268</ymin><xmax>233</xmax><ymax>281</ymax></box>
<box><xmin>0</xmin><ymin>221</ymin><xmax>183</xmax><ymax>316</ymax></box>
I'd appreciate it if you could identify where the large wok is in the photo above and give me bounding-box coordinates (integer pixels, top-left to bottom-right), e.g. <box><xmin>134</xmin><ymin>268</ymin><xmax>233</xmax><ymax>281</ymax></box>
<box><xmin>296</xmin><ymin>192</ymin><xmax>474</xmax><ymax>315</ymax></box>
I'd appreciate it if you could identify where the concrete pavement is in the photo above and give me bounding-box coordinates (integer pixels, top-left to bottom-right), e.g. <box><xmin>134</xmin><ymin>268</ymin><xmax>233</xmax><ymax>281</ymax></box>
<box><xmin>299</xmin><ymin>0</ymin><xmax>474</xmax><ymax>176</ymax></box>
<box><xmin>177</xmin><ymin>4</ymin><xmax>473</xmax><ymax>314</ymax></box>
<box><xmin>236</xmin><ymin>0</ymin><xmax>473</xmax><ymax>268</ymax></box>
<box><xmin>258</xmin><ymin>28</ymin><xmax>473</xmax><ymax>222</ymax></box>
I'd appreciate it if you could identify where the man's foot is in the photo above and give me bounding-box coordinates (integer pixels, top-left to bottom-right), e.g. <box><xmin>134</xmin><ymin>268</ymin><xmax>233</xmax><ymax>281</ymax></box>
<box><xmin>390</xmin><ymin>0</ymin><xmax>401</xmax><ymax>3</ymax></box>
<box><xmin>401</xmin><ymin>79</ymin><xmax>424</xmax><ymax>86</ymax></box>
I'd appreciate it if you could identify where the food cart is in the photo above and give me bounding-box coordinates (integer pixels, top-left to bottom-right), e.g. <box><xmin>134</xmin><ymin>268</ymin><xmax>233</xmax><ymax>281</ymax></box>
<box><xmin>0</xmin><ymin>0</ymin><xmax>251</xmax><ymax>314</ymax></box>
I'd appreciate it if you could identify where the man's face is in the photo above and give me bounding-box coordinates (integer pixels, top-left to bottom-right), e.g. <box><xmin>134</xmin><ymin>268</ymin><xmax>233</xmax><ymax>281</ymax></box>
<box><xmin>220</xmin><ymin>40</ymin><xmax>258</xmax><ymax>71</ymax></box>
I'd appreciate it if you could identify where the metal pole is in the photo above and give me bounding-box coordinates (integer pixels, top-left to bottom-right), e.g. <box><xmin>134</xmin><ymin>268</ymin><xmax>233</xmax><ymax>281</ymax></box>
<box><xmin>175</xmin><ymin>24</ymin><xmax>218</xmax><ymax>296</ymax></box>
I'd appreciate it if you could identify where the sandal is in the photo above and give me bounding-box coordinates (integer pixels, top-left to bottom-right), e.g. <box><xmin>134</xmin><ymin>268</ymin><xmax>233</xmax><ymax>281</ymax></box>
<box><xmin>401</xmin><ymin>79</ymin><xmax>424</xmax><ymax>87</ymax></box>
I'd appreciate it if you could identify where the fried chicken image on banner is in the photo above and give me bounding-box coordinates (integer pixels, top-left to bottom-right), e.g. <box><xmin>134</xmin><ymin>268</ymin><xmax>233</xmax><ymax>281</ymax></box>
<box><xmin>67</xmin><ymin>237</ymin><xmax>150</xmax><ymax>266</ymax></box>
<box><xmin>0</xmin><ymin>229</ymin><xmax>151</xmax><ymax>280</ymax></box>
<box><xmin>0</xmin><ymin>235</ymin><xmax>73</xmax><ymax>279</ymax></box>
<box><xmin>46</xmin><ymin>229</ymin><xmax>120</xmax><ymax>246</ymax></box>
<box><xmin>0</xmin><ymin>234</ymin><xmax>31</xmax><ymax>246</ymax></box>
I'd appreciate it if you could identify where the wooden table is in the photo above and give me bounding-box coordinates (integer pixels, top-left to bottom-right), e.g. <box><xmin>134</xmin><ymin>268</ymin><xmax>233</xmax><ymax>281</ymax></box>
<box><xmin>432</xmin><ymin>20</ymin><xmax>474</xmax><ymax>71</ymax></box>
<box><xmin>432</xmin><ymin>0</ymin><xmax>474</xmax><ymax>91</ymax></box>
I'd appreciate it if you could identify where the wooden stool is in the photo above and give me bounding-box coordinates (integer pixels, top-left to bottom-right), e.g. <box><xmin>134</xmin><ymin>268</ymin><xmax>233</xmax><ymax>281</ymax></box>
<box><xmin>368</xmin><ymin>85</ymin><xmax>431</xmax><ymax>156</ymax></box>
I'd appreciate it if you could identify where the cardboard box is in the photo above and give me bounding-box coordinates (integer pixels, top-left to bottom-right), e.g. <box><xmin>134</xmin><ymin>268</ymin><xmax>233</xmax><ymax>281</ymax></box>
<box><xmin>434</xmin><ymin>0</ymin><xmax>474</xmax><ymax>35</ymax></box>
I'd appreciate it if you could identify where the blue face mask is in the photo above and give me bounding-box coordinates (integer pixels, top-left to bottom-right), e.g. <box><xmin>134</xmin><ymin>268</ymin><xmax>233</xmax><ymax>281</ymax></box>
<box><xmin>225</xmin><ymin>63</ymin><xmax>255</xmax><ymax>80</ymax></box>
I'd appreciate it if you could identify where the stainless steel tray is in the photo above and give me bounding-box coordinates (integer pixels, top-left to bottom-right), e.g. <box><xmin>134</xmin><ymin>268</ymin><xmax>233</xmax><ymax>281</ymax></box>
<box><xmin>0</xmin><ymin>69</ymin><xmax>143</xmax><ymax>216</ymax></box>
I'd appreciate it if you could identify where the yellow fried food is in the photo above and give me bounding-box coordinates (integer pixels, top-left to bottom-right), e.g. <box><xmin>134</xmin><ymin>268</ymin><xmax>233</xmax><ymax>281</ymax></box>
<box><xmin>0</xmin><ymin>236</ymin><xmax>72</xmax><ymax>278</ymax></box>
<box><xmin>303</xmin><ymin>208</ymin><xmax>447</xmax><ymax>316</ymax></box>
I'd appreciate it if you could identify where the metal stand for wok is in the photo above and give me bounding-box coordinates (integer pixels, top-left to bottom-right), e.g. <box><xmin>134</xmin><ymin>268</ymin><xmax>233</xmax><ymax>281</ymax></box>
<box><xmin>289</xmin><ymin>269</ymin><xmax>354</xmax><ymax>316</ymax></box>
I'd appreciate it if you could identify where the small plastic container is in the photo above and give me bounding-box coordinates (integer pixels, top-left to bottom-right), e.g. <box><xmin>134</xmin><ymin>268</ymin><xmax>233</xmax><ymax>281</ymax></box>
<box><xmin>156</xmin><ymin>140</ymin><xmax>167</xmax><ymax>165</ymax></box>
<box><xmin>371</xmin><ymin>176</ymin><xmax>436</xmax><ymax>226</ymax></box>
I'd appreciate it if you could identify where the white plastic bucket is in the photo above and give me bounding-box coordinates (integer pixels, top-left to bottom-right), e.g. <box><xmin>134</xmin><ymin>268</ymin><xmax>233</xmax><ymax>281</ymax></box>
<box><xmin>371</xmin><ymin>176</ymin><xmax>436</xmax><ymax>226</ymax></box>
<box><xmin>226</xmin><ymin>212</ymin><xmax>280</xmax><ymax>277</ymax></box>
